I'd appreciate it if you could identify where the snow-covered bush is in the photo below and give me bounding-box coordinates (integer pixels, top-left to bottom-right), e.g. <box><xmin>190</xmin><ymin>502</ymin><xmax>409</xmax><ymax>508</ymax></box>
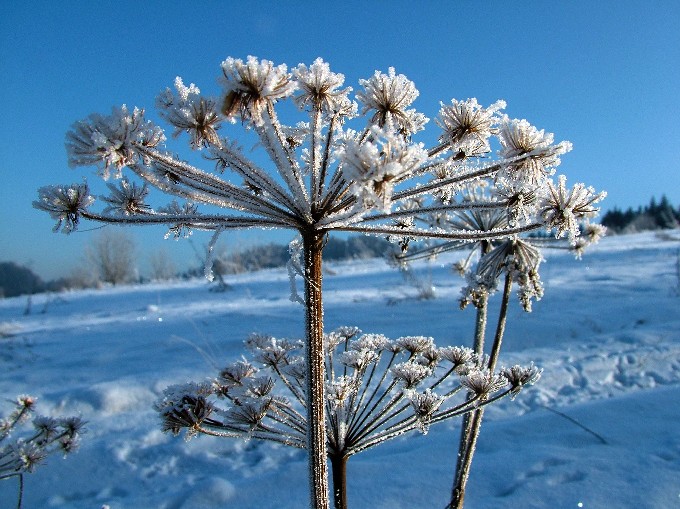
<box><xmin>34</xmin><ymin>56</ymin><xmax>604</xmax><ymax>509</ymax></box>
<box><xmin>0</xmin><ymin>396</ymin><xmax>85</xmax><ymax>508</ymax></box>
<box><xmin>156</xmin><ymin>327</ymin><xmax>540</xmax><ymax>509</ymax></box>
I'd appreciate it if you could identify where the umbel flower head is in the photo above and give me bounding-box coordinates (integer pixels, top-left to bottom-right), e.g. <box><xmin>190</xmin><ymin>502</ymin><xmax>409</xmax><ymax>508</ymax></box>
<box><xmin>436</xmin><ymin>98</ymin><xmax>506</xmax><ymax>157</ymax></box>
<box><xmin>33</xmin><ymin>183</ymin><xmax>94</xmax><ymax>233</ymax></box>
<box><xmin>157</xmin><ymin>77</ymin><xmax>222</xmax><ymax>148</ymax></box>
<box><xmin>156</xmin><ymin>327</ymin><xmax>537</xmax><ymax>451</ymax></box>
<box><xmin>0</xmin><ymin>396</ymin><xmax>85</xmax><ymax>480</ymax></box>
<box><xmin>356</xmin><ymin>67</ymin><xmax>428</xmax><ymax>135</ymax></box>
<box><xmin>65</xmin><ymin>105</ymin><xmax>164</xmax><ymax>179</ymax></box>
<box><xmin>35</xmin><ymin>55</ymin><xmax>603</xmax><ymax>509</ymax></box>
<box><xmin>293</xmin><ymin>57</ymin><xmax>354</xmax><ymax>116</ymax></box>
<box><xmin>36</xmin><ymin>54</ymin><xmax>603</xmax><ymax>252</ymax></box>
<box><xmin>220</xmin><ymin>56</ymin><xmax>298</xmax><ymax>124</ymax></box>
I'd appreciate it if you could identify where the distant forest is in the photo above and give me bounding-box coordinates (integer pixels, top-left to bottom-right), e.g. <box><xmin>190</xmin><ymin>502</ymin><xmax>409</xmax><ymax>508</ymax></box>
<box><xmin>0</xmin><ymin>235</ymin><xmax>390</xmax><ymax>298</ymax></box>
<box><xmin>601</xmin><ymin>195</ymin><xmax>680</xmax><ymax>233</ymax></box>
<box><xmin>3</xmin><ymin>197</ymin><xmax>680</xmax><ymax>298</ymax></box>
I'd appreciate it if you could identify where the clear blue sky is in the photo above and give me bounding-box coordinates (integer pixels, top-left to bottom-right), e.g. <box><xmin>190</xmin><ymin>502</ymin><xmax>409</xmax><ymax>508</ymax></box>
<box><xmin>1</xmin><ymin>1</ymin><xmax>679</xmax><ymax>280</ymax></box>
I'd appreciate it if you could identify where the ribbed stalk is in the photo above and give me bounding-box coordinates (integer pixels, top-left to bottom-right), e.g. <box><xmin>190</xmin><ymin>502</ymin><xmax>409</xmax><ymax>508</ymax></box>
<box><xmin>303</xmin><ymin>230</ymin><xmax>330</xmax><ymax>509</ymax></box>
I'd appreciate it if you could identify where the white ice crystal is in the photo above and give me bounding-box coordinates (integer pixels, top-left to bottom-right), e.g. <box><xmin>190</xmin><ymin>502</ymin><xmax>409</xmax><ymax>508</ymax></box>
<box><xmin>356</xmin><ymin>67</ymin><xmax>427</xmax><ymax>135</ymax></box>
<box><xmin>293</xmin><ymin>57</ymin><xmax>354</xmax><ymax>116</ymax></box>
<box><xmin>220</xmin><ymin>56</ymin><xmax>298</xmax><ymax>124</ymax></box>
<box><xmin>157</xmin><ymin>77</ymin><xmax>221</xmax><ymax>148</ymax></box>
<box><xmin>436</xmin><ymin>98</ymin><xmax>505</xmax><ymax>156</ymax></box>
<box><xmin>539</xmin><ymin>175</ymin><xmax>607</xmax><ymax>244</ymax></box>
<box><xmin>66</xmin><ymin>105</ymin><xmax>165</xmax><ymax>178</ymax></box>
<box><xmin>497</xmin><ymin>118</ymin><xmax>571</xmax><ymax>186</ymax></box>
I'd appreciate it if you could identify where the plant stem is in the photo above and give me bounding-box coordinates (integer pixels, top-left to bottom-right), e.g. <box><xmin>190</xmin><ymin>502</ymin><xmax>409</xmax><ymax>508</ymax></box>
<box><xmin>450</xmin><ymin>271</ymin><xmax>512</xmax><ymax>509</ymax></box>
<box><xmin>450</xmin><ymin>291</ymin><xmax>488</xmax><ymax>509</ymax></box>
<box><xmin>330</xmin><ymin>453</ymin><xmax>348</xmax><ymax>509</ymax></box>
<box><xmin>303</xmin><ymin>230</ymin><xmax>330</xmax><ymax>509</ymax></box>
<box><xmin>17</xmin><ymin>473</ymin><xmax>24</xmax><ymax>509</ymax></box>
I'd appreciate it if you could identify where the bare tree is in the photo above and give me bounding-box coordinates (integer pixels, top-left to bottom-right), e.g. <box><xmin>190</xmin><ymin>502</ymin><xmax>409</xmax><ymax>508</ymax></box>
<box><xmin>86</xmin><ymin>229</ymin><xmax>137</xmax><ymax>286</ymax></box>
<box><xmin>34</xmin><ymin>57</ymin><xmax>604</xmax><ymax>508</ymax></box>
<box><xmin>148</xmin><ymin>248</ymin><xmax>177</xmax><ymax>281</ymax></box>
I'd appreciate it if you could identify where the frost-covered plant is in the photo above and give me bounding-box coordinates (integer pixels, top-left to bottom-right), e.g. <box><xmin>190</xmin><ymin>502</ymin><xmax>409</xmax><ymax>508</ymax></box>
<box><xmin>0</xmin><ymin>395</ymin><xmax>85</xmax><ymax>509</ymax></box>
<box><xmin>392</xmin><ymin>188</ymin><xmax>604</xmax><ymax>508</ymax></box>
<box><xmin>34</xmin><ymin>56</ymin><xmax>603</xmax><ymax>509</ymax></box>
<box><xmin>156</xmin><ymin>327</ymin><xmax>540</xmax><ymax>509</ymax></box>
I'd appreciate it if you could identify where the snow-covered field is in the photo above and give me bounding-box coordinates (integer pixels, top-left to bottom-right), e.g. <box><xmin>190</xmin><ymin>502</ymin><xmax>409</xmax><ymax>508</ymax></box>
<box><xmin>1</xmin><ymin>231</ymin><xmax>679</xmax><ymax>509</ymax></box>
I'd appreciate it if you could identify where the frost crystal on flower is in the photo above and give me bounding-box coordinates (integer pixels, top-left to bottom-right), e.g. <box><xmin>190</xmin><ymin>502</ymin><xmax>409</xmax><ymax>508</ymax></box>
<box><xmin>326</xmin><ymin>376</ymin><xmax>359</xmax><ymax>408</ymax></box>
<box><xmin>0</xmin><ymin>395</ymin><xmax>85</xmax><ymax>483</ymax></box>
<box><xmin>340</xmin><ymin>349</ymin><xmax>379</xmax><ymax>371</ymax></box>
<box><xmin>220</xmin><ymin>56</ymin><xmax>297</xmax><ymax>124</ymax></box>
<box><xmin>356</xmin><ymin>67</ymin><xmax>427</xmax><ymax>135</ymax></box>
<box><xmin>408</xmin><ymin>389</ymin><xmax>445</xmax><ymax>434</ymax></box>
<box><xmin>340</xmin><ymin>127</ymin><xmax>428</xmax><ymax>213</ymax></box>
<box><xmin>293</xmin><ymin>58</ymin><xmax>354</xmax><ymax>116</ymax></box>
<box><xmin>157</xmin><ymin>76</ymin><xmax>221</xmax><ymax>148</ymax></box>
<box><xmin>246</xmin><ymin>334</ymin><xmax>302</xmax><ymax>368</ymax></box>
<box><xmin>461</xmin><ymin>368</ymin><xmax>507</xmax><ymax>397</ymax></box>
<box><xmin>101</xmin><ymin>179</ymin><xmax>150</xmax><ymax>216</ymax></box>
<box><xmin>219</xmin><ymin>360</ymin><xmax>257</xmax><ymax>388</ymax></box>
<box><xmin>439</xmin><ymin>346</ymin><xmax>475</xmax><ymax>372</ymax></box>
<box><xmin>540</xmin><ymin>175</ymin><xmax>607</xmax><ymax>244</ymax></box>
<box><xmin>391</xmin><ymin>362</ymin><xmax>431</xmax><ymax>388</ymax></box>
<box><xmin>158</xmin><ymin>391</ymin><xmax>213</xmax><ymax>436</ymax></box>
<box><xmin>502</xmin><ymin>363</ymin><xmax>542</xmax><ymax>397</ymax></box>
<box><xmin>65</xmin><ymin>105</ymin><xmax>164</xmax><ymax>178</ymax></box>
<box><xmin>325</xmin><ymin>326</ymin><xmax>362</xmax><ymax>351</ymax></box>
<box><xmin>437</xmin><ymin>98</ymin><xmax>505</xmax><ymax>157</ymax></box>
<box><xmin>571</xmin><ymin>223</ymin><xmax>607</xmax><ymax>258</ymax></box>
<box><xmin>33</xmin><ymin>183</ymin><xmax>94</xmax><ymax>233</ymax></box>
<box><xmin>226</xmin><ymin>398</ymin><xmax>272</xmax><ymax>430</ymax></box>
<box><xmin>350</xmin><ymin>333</ymin><xmax>390</xmax><ymax>353</ymax></box>
<box><xmin>498</xmin><ymin>119</ymin><xmax>571</xmax><ymax>186</ymax></box>
<box><xmin>395</xmin><ymin>335</ymin><xmax>435</xmax><ymax>355</ymax></box>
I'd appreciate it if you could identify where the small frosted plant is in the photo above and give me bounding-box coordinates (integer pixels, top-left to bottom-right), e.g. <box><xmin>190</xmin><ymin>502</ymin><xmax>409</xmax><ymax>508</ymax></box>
<box><xmin>156</xmin><ymin>327</ymin><xmax>540</xmax><ymax>509</ymax></box>
<box><xmin>34</xmin><ymin>56</ymin><xmax>603</xmax><ymax>508</ymax></box>
<box><xmin>393</xmin><ymin>190</ymin><xmax>605</xmax><ymax>508</ymax></box>
<box><xmin>0</xmin><ymin>396</ymin><xmax>85</xmax><ymax>509</ymax></box>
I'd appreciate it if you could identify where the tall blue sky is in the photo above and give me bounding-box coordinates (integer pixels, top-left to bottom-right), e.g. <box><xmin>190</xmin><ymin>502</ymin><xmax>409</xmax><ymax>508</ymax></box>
<box><xmin>1</xmin><ymin>1</ymin><xmax>678</xmax><ymax>280</ymax></box>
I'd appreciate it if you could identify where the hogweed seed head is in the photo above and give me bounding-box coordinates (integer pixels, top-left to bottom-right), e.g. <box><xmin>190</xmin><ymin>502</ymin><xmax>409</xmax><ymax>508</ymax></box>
<box><xmin>502</xmin><ymin>363</ymin><xmax>542</xmax><ymax>398</ymax></box>
<box><xmin>461</xmin><ymin>368</ymin><xmax>508</xmax><ymax>397</ymax></box>
<box><xmin>34</xmin><ymin>183</ymin><xmax>94</xmax><ymax>234</ymax></box>
<box><xmin>436</xmin><ymin>98</ymin><xmax>505</xmax><ymax>157</ymax></box>
<box><xmin>293</xmin><ymin>58</ymin><xmax>354</xmax><ymax>117</ymax></box>
<box><xmin>101</xmin><ymin>179</ymin><xmax>150</xmax><ymax>216</ymax></box>
<box><xmin>498</xmin><ymin>118</ymin><xmax>571</xmax><ymax>186</ymax></box>
<box><xmin>408</xmin><ymin>389</ymin><xmax>445</xmax><ymax>434</ymax></box>
<box><xmin>65</xmin><ymin>105</ymin><xmax>164</xmax><ymax>178</ymax></box>
<box><xmin>220</xmin><ymin>56</ymin><xmax>297</xmax><ymax>125</ymax></box>
<box><xmin>391</xmin><ymin>362</ymin><xmax>432</xmax><ymax>388</ymax></box>
<box><xmin>356</xmin><ymin>67</ymin><xmax>427</xmax><ymax>135</ymax></box>
<box><xmin>540</xmin><ymin>175</ymin><xmax>607</xmax><ymax>244</ymax></box>
<box><xmin>157</xmin><ymin>76</ymin><xmax>222</xmax><ymax>148</ymax></box>
<box><xmin>395</xmin><ymin>336</ymin><xmax>435</xmax><ymax>355</ymax></box>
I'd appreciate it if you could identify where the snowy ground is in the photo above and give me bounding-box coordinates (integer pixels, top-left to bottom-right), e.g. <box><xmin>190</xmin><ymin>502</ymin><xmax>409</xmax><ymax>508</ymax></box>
<box><xmin>1</xmin><ymin>231</ymin><xmax>679</xmax><ymax>508</ymax></box>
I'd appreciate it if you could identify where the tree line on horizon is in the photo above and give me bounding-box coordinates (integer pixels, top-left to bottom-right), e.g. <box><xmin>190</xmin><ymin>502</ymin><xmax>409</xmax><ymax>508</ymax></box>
<box><xmin>601</xmin><ymin>195</ymin><xmax>680</xmax><ymax>233</ymax></box>
<box><xmin>0</xmin><ymin>234</ymin><xmax>390</xmax><ymax>298</ymax></box>
<box><xmin>3</xmin><ymin>195</ymin><xmax>679</xmax><ymax>299</ymax></box>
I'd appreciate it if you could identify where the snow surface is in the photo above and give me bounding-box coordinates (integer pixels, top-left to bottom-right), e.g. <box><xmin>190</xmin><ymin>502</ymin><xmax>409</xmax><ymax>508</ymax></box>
<box><xmin>1</xmin><ymin>231</ymin><xmax>679</xmax><ymax>508</ymax></box>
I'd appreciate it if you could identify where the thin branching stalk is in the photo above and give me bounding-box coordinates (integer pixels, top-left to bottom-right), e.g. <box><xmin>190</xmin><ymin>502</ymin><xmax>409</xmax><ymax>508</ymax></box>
<box><xmin>449</xmin><ymin>272</ymin><xmax>512</xmax><ymax>509</ymax></box>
